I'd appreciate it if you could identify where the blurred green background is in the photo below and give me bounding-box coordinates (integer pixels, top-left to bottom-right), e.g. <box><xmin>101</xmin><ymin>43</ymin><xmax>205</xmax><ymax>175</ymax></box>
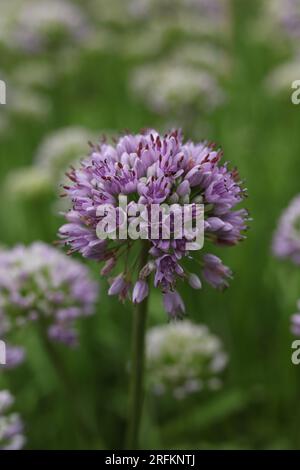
<box><xmin>1</xmin><ymin>0</ymin><xmax>300</xmax><ymax>449</ymax></box>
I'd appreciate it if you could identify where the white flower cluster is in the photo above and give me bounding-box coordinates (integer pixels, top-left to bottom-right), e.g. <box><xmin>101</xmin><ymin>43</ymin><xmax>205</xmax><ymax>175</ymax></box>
<box><xmin>35</xmin><ymin>127</ymin><xmax>96</xmax><ymax>181</ymax></box>
<box><xmin>146</xmin><ymin>320</ymin><xmax>228</xmax><ymax>399</ymax></box>
<box><xmin>5</xmin><ymin>127</ymin><xmax>97</xmax><ymax>201</ymax></box>
<box><xmin>126</xmin><ymin>0</ymin><xmax>230</xmax><ymax>123</ymax></box>
<box><xmin>6</xmin><ymin>0</ymin><xmax>91</xmax><ymax>54</ymax></box>
<box><xmin>131</xmin><ymin>60</ymin><xmax>225</xmax><ymax>116</ymax></box>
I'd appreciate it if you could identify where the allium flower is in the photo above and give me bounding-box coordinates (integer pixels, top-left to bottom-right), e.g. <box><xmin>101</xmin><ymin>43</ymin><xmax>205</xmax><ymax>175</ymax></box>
<box><xmin>146</xmin><ymin>320</ymin><xmax>228</xmax><ymax>399</ymax></box>
<box><xmin>0</xmin><ymin>242</ymin><xmax>98</xmax><ymax>347</ymax></box>
<box><xmin>131</xmin><ymin>62</ymin><xmax>225</xmax><ymax>115</ymax></box>
<box><xmin>0</xmin><ymin>390</ymin><xmax>25</xmax><ymax>450</ymax></box>
<box><xmin>9</xmin><ymin>0</ymin><xmax>91</xmax><ymax>54</ymax></box>
<box><xmin>59</xmin><ymin>129</ymin><xmax>248</xmax><ymax>318</ymax></box>
<box><xmin>272</xmin><ymin>195</ymin><xmax>300</xmax><ymax>264</ymax></box>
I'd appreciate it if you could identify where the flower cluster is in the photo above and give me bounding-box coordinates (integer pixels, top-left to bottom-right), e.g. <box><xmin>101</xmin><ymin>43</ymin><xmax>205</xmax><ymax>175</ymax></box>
<box><xmin>5</xmin><ymin>127</ymin><xmax>96</xmax><ymax>203</ymax></box>
<box><xmin>0</xmin><ymin>242</ymin><xmax>98</xmax><ymax>347</ymax></box>
<box><xmin>59</xmin><ymin>130</ymin><xmax>248</xmax><ymax>317</ymax></box>
<box><xmin>272</xmin><ymin>195</ymin><xmax>300</xmax><ymax>265</ymax></box>
<box><xmin>131</xmin><ymin>61</ymin><xmax>225</xmax><ymax>115</ymax></box>
<box><xmin>4</xmin><ymin>166</ymin><xmax>52</xmax><ymax>202</ymax></box>
<box><xmin>146</xmin><ymin>320</ymin><xmax>227</xmax><ymax>399</ymax></box>
<box><xmin>0</xmin><ymin>390</ymin><xmax>25</xmax><ymax>450</ymax></box>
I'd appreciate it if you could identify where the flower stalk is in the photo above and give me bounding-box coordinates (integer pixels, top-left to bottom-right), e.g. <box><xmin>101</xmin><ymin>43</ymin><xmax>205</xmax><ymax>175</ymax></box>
<box><xmin>126</xmin><ymin>242</ymin><xmax>149</xmax><ymax>449</ymax></box>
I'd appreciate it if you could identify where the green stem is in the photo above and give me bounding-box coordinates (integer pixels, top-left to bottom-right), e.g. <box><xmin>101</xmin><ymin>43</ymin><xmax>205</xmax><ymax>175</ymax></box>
<box><xmin>126</xmin><ymin>242</ymin><xmax>149</xmax><ymax>449</ymax></box>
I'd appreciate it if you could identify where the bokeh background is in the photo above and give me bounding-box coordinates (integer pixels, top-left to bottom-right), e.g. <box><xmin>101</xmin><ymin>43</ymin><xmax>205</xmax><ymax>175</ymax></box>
<box><xmin>1</xmin><ymin>0</ymin><xmax>300</xmax><ymax>450</ymax></box>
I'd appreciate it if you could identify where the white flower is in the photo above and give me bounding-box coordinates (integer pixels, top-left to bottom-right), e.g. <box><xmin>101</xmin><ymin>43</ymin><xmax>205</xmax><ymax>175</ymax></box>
<box><xmin>131</xmin><ymin>61</ymin><xmax>225</xmax><ymax>114</ymax></box>
<box><xmin>146</xmin><ymin>320</ymin><xmax>228</xmax><ymax>399</ymax></box>
<box><xmin>9</xmin><ymin>0</ymin><xmax>91</xmax><ymax>53</ymax></box>
<box><xmin>35</xmin><ymin>127</ymin><xmax>96</xmax><ymax>181</ymax></box>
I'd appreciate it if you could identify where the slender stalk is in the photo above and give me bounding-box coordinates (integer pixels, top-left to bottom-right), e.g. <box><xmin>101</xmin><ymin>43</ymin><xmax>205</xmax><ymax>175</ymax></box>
<box><xmin>126</xmin><ymin>242</ymin><xmax>149</xmax><ymax>449</ymax></box>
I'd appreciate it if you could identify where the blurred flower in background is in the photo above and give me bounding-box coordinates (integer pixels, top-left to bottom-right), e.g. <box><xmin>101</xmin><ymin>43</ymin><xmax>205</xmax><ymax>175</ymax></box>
<box><xmin>4</xmin><ymin>127</ymin><xmax>98</xmax><ymax>205</ymax></box>
<box><xmin>0</xmin><ymin>390</ymin><xmax>25</xmax><ymax>450</ymax></box>
<box><xmin>0</xmin><ymin>242</ymin><xmax>98</xmax><ymax>347</ymax></box>
<box><xmin>4</xmin><ymin>167</ymin><xmax>52</xmax><ymax>202</ymax></box>
<box><xmin>5</xmin><ymin>0</ymin><xmax>91</xmax><ymax>55</ymax></box>
<box><xmin>0</xmin><ymin>69</ymin><xmax>52</xmax><ymax>135</ymax></box>
<box><xmin>272</xmin><ymin>195</ymin><xmax>300</xmax><ymax>265</ymax></box>
<box><xmin>35</xmin><ymin>127</ymin><xmax>97</xmax><ymax>184</ymax></box>
<box><xmin>258</xmin><ymin>1</ymin><xmax>300</xmax><ymax>98</ymax></box>
<box><xmin>9</xmin><ymin>87</ymin><xmax>52</xmax><ymax>120</ymax></box>
<box><xmin>265</xmin><ymin>0</ymin><xmax>300</xmax><ymax>41</ymax></box>
<box><xmin>291</xmin><ymin>301</ymin><xmax>300</xmax><ymax>335</ymax></box>
<box><xmin>265</xmin><ymin>55</ymin><xmax>300</xmax><ymax>97</ymax></box>
<box><xmin>125</xmin><ymin>0</ymin><xmax>231</xmax><ymax>133</ymax></box>
<box><xmin>130</xmin><ymin>60</ymin><xmax>225</xmax><ymax>117</ymax></box>
<box><xmin>127</xmin><ymin>0</ymin><xmax>230</xmax><ymax>35</ymax></box>
<box><xmin>146</xmin><ymin>320</ymin><xmax>227</xmax><ymax>399</ymax></box>
<box><xmin>4</xmin><ymin>345</ymin><xmax>26</xmax><ymax>369</ymax></box>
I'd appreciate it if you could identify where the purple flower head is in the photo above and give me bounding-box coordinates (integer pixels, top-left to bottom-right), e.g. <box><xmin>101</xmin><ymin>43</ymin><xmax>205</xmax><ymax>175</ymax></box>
<box><xmin>0</xmin><ymin>242</ymin><xmax>98</xmax><ymax>348</ymax></box>
<box><xmin>0</xmin><ymin>390</ymin><xmax>25</xmax><ymax>450</ymax></box>
<box><xmin>272</xmin><ymin>195</ymin><xmax>300</xmax><ymax>264</ymax></box>
<box><xmin>59</xmin><ymin>130</ymin><xmax>248</xmax><ymax>317</ymax></box>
